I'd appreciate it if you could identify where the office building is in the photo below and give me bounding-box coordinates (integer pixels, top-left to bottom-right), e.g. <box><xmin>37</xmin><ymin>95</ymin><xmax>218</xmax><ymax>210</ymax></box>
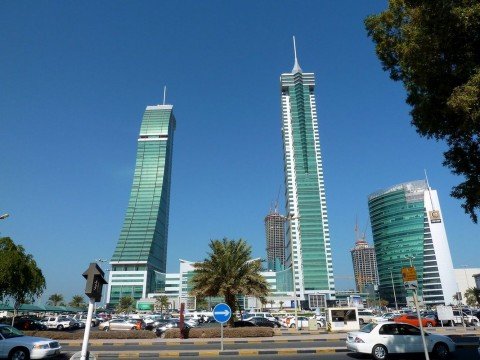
<box><xmin>350</xmin><ymin>234</ymin><xmax>379</xmax><ymax>293</ymax></box>
<box><xmin>280</xmin><ymin>38</ymin><xmax>335</xmax><ymax>307</ymax></box>
<box><xmin>106</xmin><ymin>104</ymin><xmax>176</xmax><ymax>306</ymax></box>
<box><xmin>265</xmin><ymin>209</ymin><xmax>286</xmax><ymax>271</ymax></box>
<box><xmin>368</xmin><ymin>180</ymin><xmax>457</xmax><ymax>307</ymax></box>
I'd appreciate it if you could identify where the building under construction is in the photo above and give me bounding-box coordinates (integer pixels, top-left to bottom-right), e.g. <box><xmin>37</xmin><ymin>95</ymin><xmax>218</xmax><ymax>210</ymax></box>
<box><xmin>350</xmin><ymin>226</ymin><xmax>379</xmax><ymax>293</ymax></box>
<box><xmin>264</xmin><ymin>209</ymin><xmax>286</xmax><ymax>271</ymax></box>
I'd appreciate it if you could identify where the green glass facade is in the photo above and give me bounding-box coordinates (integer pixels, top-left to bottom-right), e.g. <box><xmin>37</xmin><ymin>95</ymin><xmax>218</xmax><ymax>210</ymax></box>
<box><xmin>107</xmin><ymin>105</ymin><xmax>176</xmax><ymax>305</ymax></box>
<box><xmin>281</xmin><ymin>64</ymin><xmax>335</xmax><ymax>303</ymax></box>
<box><xmin>368</xmin><ymin>181</ymin><xmax>426</xmax><ymax>307</ymax></box>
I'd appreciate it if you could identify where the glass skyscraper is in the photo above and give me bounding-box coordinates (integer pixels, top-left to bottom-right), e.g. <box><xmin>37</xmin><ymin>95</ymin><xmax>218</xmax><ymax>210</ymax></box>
<box><xmin>368</xmin><ymin>180</ymin><xmax>457</xmax><ymax>307</ymax></box>
<box><xmin>106</xmin><ymin>104</ymin><xmax>176</xmax><ymax>306</ymax></box>
<box><xmin>281</xmin><ymin>39</ymin><xmax>335</xmax><ymax>307</ymax></box>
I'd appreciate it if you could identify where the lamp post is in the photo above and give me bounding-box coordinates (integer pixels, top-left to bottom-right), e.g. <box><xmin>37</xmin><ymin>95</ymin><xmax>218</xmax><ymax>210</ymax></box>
<box><xmin>286</xmin><ymin>213</ymin><xmax>299</xmax><ymax>331</ymax></box>
<box><xmin>389</xmin><ymin>268</ymin><xmax>399</xmax><ymax>311</ymax></box>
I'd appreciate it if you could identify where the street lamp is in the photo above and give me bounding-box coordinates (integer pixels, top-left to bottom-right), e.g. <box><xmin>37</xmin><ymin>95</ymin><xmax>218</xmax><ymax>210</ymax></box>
<box><xmin>286</xmin><ymin>213</ymin><xmax>299</xmax><ymax>331</ymax></box>
<box><xmin>389</xmin><ymin>268</ymin><xmax>399</xmax><ymax>311</ymax></box>
<box><xmin>0</xmin><ymin>214</ymin><xmax>9</xmax><ymax>220</ymax></box>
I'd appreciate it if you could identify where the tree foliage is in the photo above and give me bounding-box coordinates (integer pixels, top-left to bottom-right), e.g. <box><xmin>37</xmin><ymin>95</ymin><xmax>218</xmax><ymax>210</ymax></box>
<box><xmin>365</xmin><ymin>0</ymin><xmax>480</xmax><ymax>222</ymax></box>
<box><xmin>464</xmin><ymin>287</ymin><xmax>480</xmax><ymax>306</ymax></box>
<box><xmin>47</xmin><ymin>293</ymin><xmax>65</xmax><ymax>306</ymax></box>
<box><xmin>69</xmin><ymin>295</ymin><xmax>87</xmax><ymax>308</ymax></box>
<box><xmin>0</xmin><ymin>237</ymin><xmax>46</xmax><ymax>320</ymax></box>
<box><xmin>116</xmin><ymin>296</ymin><xmax>134</xmax><ymax>313</ymax></box>
<box><xmin>154</xmin><ymin>295</ymin><xmax>169</xmax><ymax>313</ymax></box>
<box><xmin>190</xmin><ymin>238</ymin><xmax>270</xmax><ymax>326</ymax></box>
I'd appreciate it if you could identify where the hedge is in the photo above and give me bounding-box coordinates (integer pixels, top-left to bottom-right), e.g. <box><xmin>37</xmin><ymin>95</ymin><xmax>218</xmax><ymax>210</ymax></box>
<box><xmin>23</xmin><ymin>330</ymin><xmax>157</xmax><ymax>340</ymax></box>
<box><xmin>164</xmin><ymin>327</ymin><xmax>274</xmax><ymax>339</ymax></box>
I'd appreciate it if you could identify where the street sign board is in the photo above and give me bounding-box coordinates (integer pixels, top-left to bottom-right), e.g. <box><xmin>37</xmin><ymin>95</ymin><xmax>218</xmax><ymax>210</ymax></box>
<box><xmin>402</xmin><ymin>266</ymin><xmax>418</xmax><ymax>290</ymax></box>
<box><xmin>213</xmin><ymin>303</ymin><xmax>232</xmax><ymax>324</ymax></box>
<box><xmin>82</xmin><ymin>263</ymin><xmax>108</xmax><ymax>302</ymax></box>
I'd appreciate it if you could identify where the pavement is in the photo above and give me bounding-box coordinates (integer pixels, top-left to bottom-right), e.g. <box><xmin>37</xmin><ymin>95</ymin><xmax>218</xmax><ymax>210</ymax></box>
<box><xmin>61</xmin><ymin>327</ymin><xmax>480</xmax><ymax>358</ymax></box>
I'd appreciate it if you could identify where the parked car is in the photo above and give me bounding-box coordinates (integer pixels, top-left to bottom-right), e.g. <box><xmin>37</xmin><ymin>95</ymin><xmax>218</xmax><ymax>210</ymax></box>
<box><xmin>0</xmin><ymin>324</ymin><xmax>62</xmax><ymax>359</ymax></box>
<box><xmin>247</xmin><ymin>316</ymin><xmax>279</xmax><ymax>328</ymax></box>
<box><xmin>452</xmin><ymin>309</ymin><xmax>479</xmax><ymax>326</ymax></box>
<box><xmin>98</xmin><ymin>319</ymin><xmax>139</xmax><ymax>331</ymax></box>
<box><xmin>372</xmin><ymin>313</ymin><xmax>399</xmax><ymax>323</ymax></box>
<box><xmin>357</xmin><ymin>310</ymin><xmax>376</xmax><ymax>325</ymax></box>
<box><xmin>154</xmin><ymin>320</ymin><xmax>191</xmax><ymax>337</ymax></box>
<box><xmin>72</xmin><ymin>314</ymin><xmax>102</xmax><ymax>327</ymax></box>
<box><xmin>286</xmin><ymin>316</ymin><xmax>310</xmax><ymax>329</ymax></box>
<box><xmin>394</xmin><ymin>314</ymin><xmax>437</xmax><ymax>327</ymax></box>
<box><xmin>233</xmin><ymin>320</ymin><xmax>257</xmax><ymax>328</ymax></box>
<box><xmin>41</xmin><ymin>316</ymin><xmax>76</xmax><ymax>330</ymax></box>
<box><xmin>243</xmin><ymin>312</ymin><xmax>276</xmax><ymax>322</ymax></box>
<box><xmin>13</xmin><ymin>318</ymin><xmax>47</xmax><ymax>331</ymax></box>
<box><xmin>346</xmin><ymin>322</ymin><xmax>456</xmax><ymax>360</ymax></box>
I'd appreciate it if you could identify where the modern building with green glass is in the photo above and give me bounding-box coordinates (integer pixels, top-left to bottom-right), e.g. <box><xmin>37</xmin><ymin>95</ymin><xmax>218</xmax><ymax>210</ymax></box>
<box><xmin>368</xmin><ymin>180</ymin><xmax>457</xmax><ymax>308</ymax></box>
<box><xmin>106</xmin><ymin>104</ymin><xmax>176</xmax><ymax>306</ymax></box>
<box><xmin>280</xmin><ymin>38</ymin><xmax>335</xmax><ymax>308</ymax></box>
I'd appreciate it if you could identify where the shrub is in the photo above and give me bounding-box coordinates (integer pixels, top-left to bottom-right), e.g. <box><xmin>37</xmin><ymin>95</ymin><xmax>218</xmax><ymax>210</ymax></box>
<box><xmin>163</xmin><ymin>326</ymin><xmax>274</xmax><ymax>339</ymax></box>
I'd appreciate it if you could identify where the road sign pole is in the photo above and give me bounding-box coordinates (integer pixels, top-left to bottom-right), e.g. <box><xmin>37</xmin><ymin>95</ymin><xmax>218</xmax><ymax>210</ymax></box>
<box><xmin>80</xmin><ymin>297</ymin><xmax>95</xmax><ymax>360</ymax></box>
<box><xmin>413</xmin><ymin>289</ymin><xmax>430</xmax><ymax>360</ymax></box>
<box><xmin>220</xmin><ymin>322</ymin><xmax>224</xmax><ymax>351</ymax></box>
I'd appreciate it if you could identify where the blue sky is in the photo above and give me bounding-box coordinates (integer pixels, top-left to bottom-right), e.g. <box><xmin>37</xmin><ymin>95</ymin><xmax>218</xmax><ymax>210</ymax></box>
<box><xmin>1</xmin><ymin>1</ymin><xmax>478</xmax><ymax>303</ymax></box>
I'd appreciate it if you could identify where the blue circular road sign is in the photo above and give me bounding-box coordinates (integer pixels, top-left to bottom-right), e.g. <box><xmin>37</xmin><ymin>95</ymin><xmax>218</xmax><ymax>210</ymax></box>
<box><xmin>213</xmin><ymin>303</ymin><xmax>232</xmax><ymax>323</ymax></box>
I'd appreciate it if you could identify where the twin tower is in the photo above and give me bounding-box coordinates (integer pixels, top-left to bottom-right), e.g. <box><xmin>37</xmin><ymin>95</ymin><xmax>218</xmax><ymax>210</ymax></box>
<box><xmin>106</xmin><ymin>40</ymin><xmax>335</xmax><ymax>307</ymax></box>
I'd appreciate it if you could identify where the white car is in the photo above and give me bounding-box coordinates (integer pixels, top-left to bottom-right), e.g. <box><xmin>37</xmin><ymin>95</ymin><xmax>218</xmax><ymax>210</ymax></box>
<box><xmin>372</xmin><ymin>312</ymin><xmax>399</xmax><ymax>323</ymax></box>
<box><xmin>346</xmin><ymin>321</ymin><xmax>456</xmax><ymax>360</ymax></box>
<box><xmin>0</xmin><ymin>324</ymin><xmax>61</xmax><ymax>359</ymax></box>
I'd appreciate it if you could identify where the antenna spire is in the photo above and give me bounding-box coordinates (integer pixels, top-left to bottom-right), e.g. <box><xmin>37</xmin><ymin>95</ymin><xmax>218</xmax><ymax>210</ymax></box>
<box><xmin>292</xmin><ymin>36</ymin><xmax>302</xmax><ymax>73</ymax></box>
<box><xmin>163</xmin><ymin>86</ymin><xmax>167</xmax><ymax>105</ymax></box>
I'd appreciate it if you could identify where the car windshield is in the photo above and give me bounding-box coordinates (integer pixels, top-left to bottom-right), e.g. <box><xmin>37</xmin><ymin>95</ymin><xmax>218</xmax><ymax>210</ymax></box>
<box><xmin>0</xmin><ymin>326</ymin><xmax>25</xmax><ymax>339</ymax></box>
<box><xmin>359</xmin><ymin>322</ymin><xmax>376</xmax><ymax>333</ymax></box>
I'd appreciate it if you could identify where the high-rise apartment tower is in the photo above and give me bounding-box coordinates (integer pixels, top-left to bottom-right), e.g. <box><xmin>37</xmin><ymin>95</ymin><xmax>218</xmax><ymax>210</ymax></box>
<box><xmin>281</xmin><ymin>38</ymin><xmax>335</xmax><ymax>307</ymax></box>
<box><xmin>265</xmin><ymin>209</ymin><xmax>286</xmax><ymax>271</ymax></box>
<box><xmin>368</xmin><ymin>180</ymin><xmax>457</xmax><ymax>307</ymax></box>
<box><xmin>106</xmin><ymin>104</ymin><xmax>176</xmax><ymax>306</ymax></box>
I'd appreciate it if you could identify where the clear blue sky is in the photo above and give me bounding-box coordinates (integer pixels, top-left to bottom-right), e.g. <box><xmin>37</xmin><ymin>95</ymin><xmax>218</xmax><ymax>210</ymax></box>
<box><xmin>1</xmin><ymin>1</ymin><xmax>478</xmax><ymax>304</ymax></box>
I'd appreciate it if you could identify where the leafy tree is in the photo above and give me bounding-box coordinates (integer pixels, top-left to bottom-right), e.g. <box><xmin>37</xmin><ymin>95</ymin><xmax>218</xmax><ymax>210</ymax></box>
<box><xmin>116</xmin><ymin>296</ymin><xmax>134</xmax><ymax>313</ymax></box>
<box><xmin>69</xmin><ymin>295</ymin><xmax>87</xmax><ymax>308</ymax></box>
<box><xmin>0</xmin><ymin>237</ymin><xmax>46</xmax><ymax>324</ymax></box>
<box><xmin>279</xmin><ymin>300</ymin><xmax>284</xmax><ymax>310</ymax></box>
<box><xmin>464</xmin><ymin>287</ymin><xmax>480</xmax><ymax>306</ymax></box>
<box><xmin>190</xmin><ymin>238</ymin><xmax>270</xmax><ymax>326</ymax></box>
<box><xmin>365</xmin><ymin>1</ymin><xmax>480</xmax><ymax>222</ymax></box>
<box><xmin>154</xmin><ymin>295</ymin><xmax>169</xmax><ymax>314</ymax></box>
<box><xmin>47</xmin><ymin>293</ymin><xmax>65</xmax><ymax>306</ymax></box>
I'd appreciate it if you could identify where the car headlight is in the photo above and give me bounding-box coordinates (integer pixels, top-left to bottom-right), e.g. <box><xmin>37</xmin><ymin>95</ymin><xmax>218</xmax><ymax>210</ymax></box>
<box><xmin>33</xmin><ymin>344</ymin><xmax>50</xmax><ymax>349</ymax></box>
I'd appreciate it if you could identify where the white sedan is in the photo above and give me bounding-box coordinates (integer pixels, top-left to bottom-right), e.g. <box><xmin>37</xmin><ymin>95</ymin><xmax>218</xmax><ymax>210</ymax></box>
<box><xmin>346</xmin><ymin>322</ymin><xmax>455</xmax><ymax>360</ymax></box>
<box><xmin>0</xmin><ymin>324</ymin><xmax>61</xmax><ymax>359</ymax></box>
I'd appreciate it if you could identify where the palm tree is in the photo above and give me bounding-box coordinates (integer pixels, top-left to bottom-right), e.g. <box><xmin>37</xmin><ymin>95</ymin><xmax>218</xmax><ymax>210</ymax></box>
<box><xmin>47</xmin><ymin>293</ymin><xmax>64</xmax><ymax>306</ymax></box>
<box><xmin>279</xmin><ymin>301</ymin><xmax>284</xmax><ymax>310</ymax></box>
<box><xmin>464</xmin><ymin>287</ymin><xmax>480</xmax><ymax>306</ymax></box>
<box><xmin>116</xmin><ymin>296</ymin><xmax>134</xmax><ymax>314</ymax></box>
<box><xmin>69</xmin><ymin>295</ymin><xmax>87</xmax><ymax>308</ymax></box>
<box><xmin>190</xmin><ymin>238</ymin><xmax>270</xmax><ymax>326</ymax></box>
<box><xmin>155</xmin><ymin>295</ymin><xmax>170</xmax><ymax>314</ymax></box>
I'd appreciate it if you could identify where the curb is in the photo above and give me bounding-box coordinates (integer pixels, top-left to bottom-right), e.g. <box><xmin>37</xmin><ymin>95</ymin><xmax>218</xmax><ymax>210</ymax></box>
<box><xmin>89</xmin><ymin>347</ymin><xmax>349</xmax><ymax>358</ymax></box>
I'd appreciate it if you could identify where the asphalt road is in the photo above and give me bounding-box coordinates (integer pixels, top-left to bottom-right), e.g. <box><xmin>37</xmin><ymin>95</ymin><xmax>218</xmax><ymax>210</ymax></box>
<box><xmin>56</xmin><ymin>347</ymin><xmax>479</xmax><ymax>360</ymax></box>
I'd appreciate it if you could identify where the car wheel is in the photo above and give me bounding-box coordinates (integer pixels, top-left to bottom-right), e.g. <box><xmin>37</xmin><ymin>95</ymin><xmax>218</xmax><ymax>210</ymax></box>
<box><xmin>103</xmin><ymin>326</ymin><xmax>109</xmax><ymax>332</ymax></box>
<box><xmin>372</xmin><ymin>344</ymin><xmax>388</xmax><ymax>360</ymax></box>
<box><xmin>57</xmin><ymin>325</ymin><xmax>64</xmax><ymax>330</ymax></box>
<box><xmin>432</xmin><ymin>342</ymin><xmax>449</xmax><ymax>360</ymax></box>
<box><xmin>427</xmin><ymin>322</ymin><xmax>433</xmax><ymax>327</ymax></box>
<box><xmin>290</xmin><ymin>324</ymin><xmax>296</xmax><ymax>328</ymax></box>
<box><xmin>8</xmin><ymin>347</ymin><xmax>30</xmax><ymax>360</ymax></box>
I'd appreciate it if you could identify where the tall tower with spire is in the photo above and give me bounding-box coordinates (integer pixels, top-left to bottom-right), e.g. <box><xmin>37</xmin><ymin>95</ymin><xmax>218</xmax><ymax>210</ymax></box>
<box><xmin>106</xmin><ymin>102</ymin><xmax>176</xmax><ymax>306</ymax></box>
<box><xmin>281</xmin><ymin>37</ymin><xmax>335</xmax><ymax>307</ymax></box>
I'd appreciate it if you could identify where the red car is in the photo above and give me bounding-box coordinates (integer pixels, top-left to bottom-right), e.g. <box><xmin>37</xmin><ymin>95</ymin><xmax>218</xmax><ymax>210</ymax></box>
<box><xmin>394</xmin><ymin>314</ymin><xmax>437</xmax><ymax>327</ymax></box>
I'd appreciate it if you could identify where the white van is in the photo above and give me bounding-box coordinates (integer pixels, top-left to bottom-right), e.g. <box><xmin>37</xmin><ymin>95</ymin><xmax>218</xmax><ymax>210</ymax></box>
<box><xmin>243</xmin><ymin>312</ymin><xmax>276</xmax><ymax>322</ymax></box>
